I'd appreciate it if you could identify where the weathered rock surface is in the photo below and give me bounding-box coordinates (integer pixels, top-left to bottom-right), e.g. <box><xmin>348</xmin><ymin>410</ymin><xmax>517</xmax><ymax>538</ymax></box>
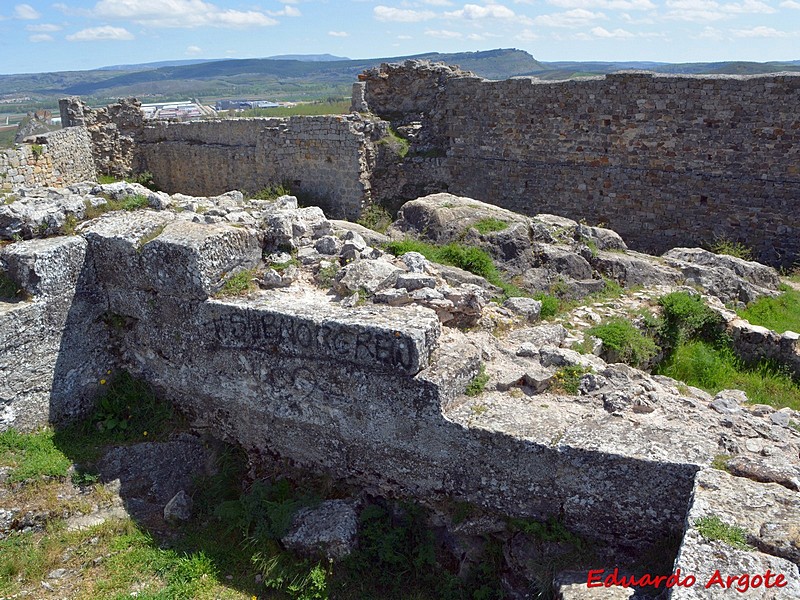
<box><xmin>282</xmin><ymin>499</ymin><xmax>360</xmax><ymax>560</ymax></box>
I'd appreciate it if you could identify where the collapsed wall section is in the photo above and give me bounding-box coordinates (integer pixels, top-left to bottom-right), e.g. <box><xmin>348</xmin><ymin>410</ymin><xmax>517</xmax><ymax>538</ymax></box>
<box><xmin>363</xmin><ymin>65</ymin><xmax>800</xmax><ymax>267</ymax></box>
<box><xmin>135</xmin><ymin>115</ymin><xmax>376</xmax><ymax>220</ymax></box>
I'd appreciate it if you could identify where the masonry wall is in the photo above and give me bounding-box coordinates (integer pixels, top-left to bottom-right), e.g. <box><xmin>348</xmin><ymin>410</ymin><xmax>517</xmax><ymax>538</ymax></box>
<box><xmin>0</xmin><ymin>128</ymin><xmax>96</xmax><ymax>191</ymax></box>
<box><xmin>363</xmin><ymin>64</ymin><xmax>800</xmax><ymax>267</ymax></box>
<box><xmin>135</xmin><ymin>115</ymin><xmax>376</xmax><ymax>220</ymax></box>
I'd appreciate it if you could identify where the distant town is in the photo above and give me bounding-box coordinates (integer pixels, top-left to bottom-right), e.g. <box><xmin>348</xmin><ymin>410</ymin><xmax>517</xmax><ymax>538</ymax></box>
<box><xmin>140</xmin><ymin>99</ymin><xmax>300</xmax><ymax>121</ymax></box>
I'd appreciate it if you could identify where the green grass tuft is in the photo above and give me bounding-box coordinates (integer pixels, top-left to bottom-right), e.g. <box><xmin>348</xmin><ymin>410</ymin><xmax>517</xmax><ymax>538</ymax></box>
<box><xmin>0</xmin><ymin>428</ymin><xmax>72</xmax><ymax>483</ymax></box>
<box><xmin>250</xmin><ymin>184</ymin><xmax>292</xmax><ymax>200</ymax></box>
<box><xmin>465</xmin><ymin>364</ymin><xmax>490</xmax><ymax>397</ymax></box>
<box><xmin>737</xmin><ymin>287</ymin><xmax>800</xmax><ymax>334</ymax></box>
<box><xmin>694</xmin><ymin>515</ymin><xmax>751</xmax><ymax>550</ymax></box>
<box><xmin>216</xmin><ymin>269</ymin><xmax>257</xmax><ymax>297</ymax></box>
<box><xmin>471</xmin><ymin>218</ymin><xmax>509</xmax><ymax>235</ymax></box>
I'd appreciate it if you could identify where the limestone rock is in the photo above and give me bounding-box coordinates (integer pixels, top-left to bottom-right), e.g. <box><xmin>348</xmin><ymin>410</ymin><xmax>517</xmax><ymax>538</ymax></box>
<box><xmin>334</xmin><ymin>259</ymin><xmax>402</xmax><ymax>296</ymax></box>
<box><xmin>164</xmin><ymin>490</ymin><xmax>193</xmax><ymax>523</ymax></box>
<box><xmin>282</xmin><ymin>499</ymin><xmax>359</xmax><ymax>560</ymax></box>
<box><xmin>503</xmin><ymin>297</ymin><xmax>542</xmax><ymax>323</ymax></box>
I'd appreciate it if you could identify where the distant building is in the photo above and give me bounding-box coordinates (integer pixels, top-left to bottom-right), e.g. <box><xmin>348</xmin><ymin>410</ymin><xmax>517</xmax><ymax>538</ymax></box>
<box><xmin>215</xmin><ymin>100</ymin><xmax>280</xmax><ymax>111</ymax></box>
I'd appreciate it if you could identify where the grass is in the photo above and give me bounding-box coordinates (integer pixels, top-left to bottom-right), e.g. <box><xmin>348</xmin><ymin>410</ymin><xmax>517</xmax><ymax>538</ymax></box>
<box><xmin>378</xmin><ymin>127</ymin><xmax>409</xmax><ymax>158</ymax></box>
<box><xmin>586</xmin><ymin>318</ymin><xmax>659</xmax><ymax>368</ymax></box>
<box><xmin>471</xmin><ymin>218</ymin><xmax>509</xmax><ymax>235</ymax></box>
<box><xmin>356</xmin><ymin>204</ymin><xmax>393</xmax><ymax>234</ymax></box>
<box><xmin>84</xmin><ymin>194</ymin><xmax>150</xmax><ymax>220</ymax></box>
<box><xmin>215</xmin><ymin>269</ymin><xmax>258</xmax><ymax>297</ymax></box>
<box><xmin>711</xmin><ymin>454</ymin><xmax>732</xmax><ymax>472</ymax></box>
<box><xmin>465</xmin><ymin>364</ymin><xmax>490</xmax><ymax>397</ymax></box>
<box><xmin>316</xmin><ymin>262</ymin><xmax>340</xmax><ymax>289</ymax></box>
<box><xmin>654</xmin><ymin>340</ymin><xmax>800</xmax><ymax>411</ymax></box>
<box><xmin>694</xmin><ymin>515</ymin><xmax>751</xmax><ymax>550</ymax></box>
<box><xmin>97</xmin><ymin>171</ymin><xmax>158</xmax><ymax>190</ymax></box>
<box><xmin>737</xmin><ymin>287</ymin><xmax>800</xmax><ymax>334</ymax></box>
<box><xmin>0</xmin><ymin>428</ymin><xmax>72</xmax><ymax>483</ymax></box>
<box><xmin>385</xmin><ymin>238</ymin><xmax>528</xmax><ymax>301</ymax></box>
<box><xmin>658</xmin><ymin>291</ymin><xmax>725</xmax><ymax>349</ymax></box>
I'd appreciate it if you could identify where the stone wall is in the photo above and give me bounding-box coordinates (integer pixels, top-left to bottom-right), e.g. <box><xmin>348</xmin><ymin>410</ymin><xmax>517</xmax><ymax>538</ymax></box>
<box><xmin>0</xmin><ymin>128</ymin><xmax>95</xmax><ymax>191</ymax></box>
<box><xmin>135</xmin><ymin>115</ymin><xmax>377</xmax><ymax>220</ymax></box>
<box><xmin>362</xmin><ymin>63</ymin><xmax>800</xmax><ymax>267</ymax></box>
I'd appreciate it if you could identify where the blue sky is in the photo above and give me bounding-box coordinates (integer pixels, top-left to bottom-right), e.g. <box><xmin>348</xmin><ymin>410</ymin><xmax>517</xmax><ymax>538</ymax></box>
<box><xmin>2</xmin><ymin>0</ymin><xmax>799</xmax><ymax>74</ymax></box>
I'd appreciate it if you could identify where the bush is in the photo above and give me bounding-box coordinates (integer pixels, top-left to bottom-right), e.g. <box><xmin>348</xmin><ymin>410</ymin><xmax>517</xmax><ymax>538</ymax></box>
<box><xmin>658</xmin><ymin>291</ymin><xmax>725</xmax><ymax>350</ymax></box>
<box><xmin>251</xmin><ymin>183</ymin><xmax>292</xmax><ymax>200</ymax></box>
<box><xmin>710</xmin><ymin>237</ymin><xmax>752</xmax><ymax>261</ymax></box>
<box><xmin>357</xmin><ymin>204</ymin><xmax>393</xmax><ymax>233</ymax></box>
<box><xmin>550</xmin><ymin>365</ymin><xmax>591</xmax><ymax>395</ymax></box>
<box><xmin>587</xmin><ymin>318</ymin><xmax>659</xmax><ymax>368</ymax></box>
<box><xmin>694</xmin><ymin>515</ymin><xmax>750</xmax><ymax>550</ymax></box>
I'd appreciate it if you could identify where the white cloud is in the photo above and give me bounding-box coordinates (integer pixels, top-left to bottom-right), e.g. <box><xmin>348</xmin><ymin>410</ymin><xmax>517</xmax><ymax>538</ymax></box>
<box><xmin>92</xmin><ymin>0</ymin><xmax>278</xmax><ymax>29</ymax></box>
<box><xmin>445</xmin><ymin>3</ymin><xmax>517</xmax><ymax>19</ymax></box>
<box><xmin>533</xmin><ymin>8</ymin><xmax>607</xmax><ymax>26</ymax></box>
<box><xmin>66</xmin><ymin>25</ymin><xmax>135</xmax><ymax>41</ymax></box>
<box><xmin>780</xmin><ymin>0</ymin><xmax>800</xmax><ymax>7</ymax></box>
<box><xmin>548</xmin><ymin>0</ymin><xmax>655</xmax><ymax>9</ymax></box>
<box><xmin>665</xmin><ymin>0</ymin><xmax>776</xmax><ymax>21</ymax></box>
<box><xmin>269</xmin><ymin>5</ymin><xmax>301</xmax><ymax>17</ymax></box>
<box><xmin>731</xmin><ymin>25</ymin><xmax>789</xmax><ymax>36</ymax></box>
<box><xmin>374</xmin><ymin>5</ymin><xmax>436</xmax><ymax>21</ymax></box>
<box><xmin>328</xmin><ymin>30</ymin><xmax>349</xmax><ymax>37</ymax></box>
<box><xmin>423</xmin><ymin>0</ymin><xmax>454</xmax><ymax>5</ymax></box>
<box><xmin>516</xmin><ymin>28</ymin><xmax>540</xmax><ymax>40</ymax></box>
<box><xmin>425</xmin><ymin>28</ymin><xmax>463</xmax><ymax>38</ymax></box>
<box><xmin>186</xmin><ymin>45</ymin><xmax>202</xmax><ymax>54</ymax></box>
<box><xmin>29</xmin><ymin>33</ymin><xmax>54</xmax><ymax>42</ymax></box>
<box><xmin>15</xmin><ymin>4</ymin><xmax>41</xmax><ymax>19</ymax></box>
<box><xmin>696</xmin><ymin>26</ymin><xmax>724</xmax><ymax>38</ymax></box>
<box><xmin>591</xmin><ymin>25</ymin><xmax>635</xmax><ymax>37</ymax></box>
<box><xmin>27</xmin><ymin>23</ymin><xmax>63</xmax><ymax>32</ymax></box>
<box><xmin>397</xmin><ymin>34</ymin><xmax>413</xmax><ymax>39</ymax></box>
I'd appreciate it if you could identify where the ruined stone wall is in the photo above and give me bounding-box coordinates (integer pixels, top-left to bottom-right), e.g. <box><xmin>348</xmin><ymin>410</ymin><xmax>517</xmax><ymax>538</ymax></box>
<box><xmin>135</xmin><ymin>115</ymin><xmax>376</xmax><ymax>220</ymax></box>
<box><xmin>59</xmin><ymin>97</ymin><xmax>142</xmax><ymax>178</ymax></box>
<box><xmin>0</xmin><ymin>128</ymin><xmax>96</xmax><ymax>191</ymax></box>
<box><xmin>363</xmin><ymin>64</ymin><xmax>800</xmax><ymax>266</ymax></box>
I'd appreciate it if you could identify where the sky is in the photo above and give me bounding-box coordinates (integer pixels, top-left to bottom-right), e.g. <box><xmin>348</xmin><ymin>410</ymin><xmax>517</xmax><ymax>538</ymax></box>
<box><xmin>1</xmin><ymin>0</ymin><xmax>799</xmax><ymax>74</ymax></box>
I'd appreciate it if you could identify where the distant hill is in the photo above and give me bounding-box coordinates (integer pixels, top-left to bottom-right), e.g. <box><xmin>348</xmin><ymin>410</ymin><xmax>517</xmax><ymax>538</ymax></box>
<box><xmin>1</xmin><ymin>50</ymin><xmax>798</xmax><ymax>109</ymax></box>
<box><xmin>266</xmin><ymin>54</ymin><xmax>350</xmax><ymax>62</ymax></box>
<box><xmin>0</xmin><ymin>49</ymin><xmax>543</xmax><ymax>105</ymax></box>
<box><xmin>533</xmin><ymin>60</ymin><xmax>800</xmax><ymax>79</ymax></box>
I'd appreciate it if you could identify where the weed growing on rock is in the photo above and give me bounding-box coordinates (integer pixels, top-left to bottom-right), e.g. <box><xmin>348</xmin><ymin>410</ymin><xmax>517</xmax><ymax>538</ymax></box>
<box><xmin>711</xmin><ymin>454</ymin><xmax>732</xmax><ymax>472</ymax></box>
<box><xmin>29</xmin><ymin>144</ymin><xmax>43</xmax><ymax>159</ymax></box>
<box><xmin>216</xmin><ymin>269</ymin><xmax>258</xmax><ymax>297</ymax></box>
<box><xmin>251</xmin><ymin>183</ymin><xmax>292</xmax><ymax>200</ymax></box>
<box><xmin>587</xmin><ymin>318</ymin><xmax>658</xmax><ymax>368</ymax></box>
<box><xmin>357</xmin><ymin>204</ymin><xmax>393</xmax><ymax>233</ymax></box>
<box><xmin>83</xmin><ymin>194</ymin><xmax>150</xmax><ymax>220</ymax></box>
<box><xmin>316</xmin><ymin>262</ymin><xmax>340</xmax><ymax>288</ymax></box>
<box><xmin>737</xmin><ymin>286</ymin><xmax>800</xmax><ymax>334</ymax></box>
<box><xmin>465</xmin><ymin>364</ymin><xmax>490</xmax><ymax>396</ymax></box>
<box><xmin>658</xmin><ymin>291</ymin><xmax>726</xmax><ymax>350</ymax></box>
<box><xmin>550</xmin><ymin>365</ymin><xmax>591</xmax><ymax>395</ymax></box>
<box><xmin>710</xmin><ymin>237</ymin><xmax>753</xmax><ymax>261</ymax></box>
<box><xmin>378</xmin><ymin>127</ymin><xmax>409</xmax><ymax>158</ymax></box>
<box><xmin>472</xmin><ymin>217</ymin><xmax>509</xmax><ymax>235</ymax></box>
<box><xmin>694</xmin><ymin>515</ymin><xmax>751</xmax><ymax>550</ymax></box>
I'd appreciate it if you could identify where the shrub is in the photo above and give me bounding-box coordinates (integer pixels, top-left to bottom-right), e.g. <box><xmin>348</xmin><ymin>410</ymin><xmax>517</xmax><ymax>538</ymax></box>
<box><xmin>29</xmin><ymin>143</ymin><xmax>43</xmax><ymax>159</ymax></box>
<box><xmin>710</xmin><ymin>237</ymin><xmax>753</xmax><ymax>261</ymax></box>
<box><xmin>251</xmin><ymin>183</ymin><xmax>293</xmax><ymax>200</ymax></box>
<box><xmin>587</xmin><ymin>318</ymin><xmax>659</xmax><ymax>368</ymax></box>
<box><xmin>357</xmin><ymin>204</ymin><xmax>393</xmax><ymax>233</ymax></box>
<box><xmin>658</xmin><ymin>291</ymin><xmax>725</xmax><ymax>350</ymax></box>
